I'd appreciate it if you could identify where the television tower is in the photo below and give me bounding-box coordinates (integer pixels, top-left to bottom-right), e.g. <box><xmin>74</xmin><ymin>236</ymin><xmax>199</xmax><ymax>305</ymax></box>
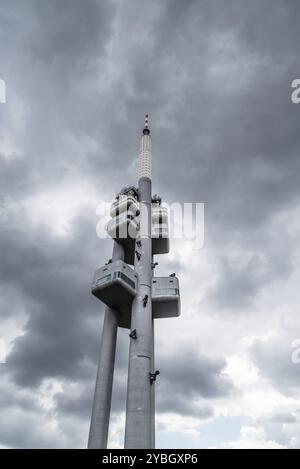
<box><xmin>88</xmin><ymin>115</ymin><xmax>180</xmax><ymax>449</ymax></box>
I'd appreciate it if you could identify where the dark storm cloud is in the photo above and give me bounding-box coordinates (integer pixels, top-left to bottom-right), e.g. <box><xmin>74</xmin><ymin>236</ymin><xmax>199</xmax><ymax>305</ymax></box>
<box><xmin>2</xmin><ymin>206</ymin><xmax>110</xmax><ymax>386</ymax></box>
<box><xmin>55</xmin><ymin>382</ymin><xmax>94</xmax><ymax>420</ymax></box>
<box><xmin>0</xmin><ymin>0</ymin><xmax>117</xmax><ymax>198</ymax></box>
<box><xmin>157</xmin><ymin>395</ymin><xmax>213</xmax><ymax>420</ymax></box>
<box><xmin>144</xmin><ymin>0</ymin><xmax>300</xmax><ymax>234</ymax></box>
<box><xmin>159</xmin><ymin>348</ymin><xmax>234</xmax><ymax>399</ymax></box>
<box><xmin>0</xmin><ymin>376</ymin><xmax>87</xmax><ymax>448</ymax></box>
<box><xmin>0</xmin><ymin>0</ymin><xmax>300</xmax><ymax>448</ymax></box>
<box><xmin>2</xmin><ymin>0</ymin><xmax>300</xmax><ymax>222</ymax></box>
<box><xmin>250</xmin><ymin>337</ymin><xmax>300</xmax><ymax>395</ymax></box>
<box><xmin>206</xmin><ymin>255</ymin><xmax>267</xmax><ymax>311</ymax></box>
<box><xmin>55</xmin><ymin>330</ymin><xmax>130</xmax><ymax>419</ymax></box>
<box><xmin>0</xmin><ymin>379</ymin><xmax>36</xmax><ymax>412</ymax></box>
<box><xmin>155</xmin><ymin>346</ymin><xmax>234</xmax><ymax>419</ymax></box>
<box><xmin>205</xmin><ymin>243</ymin><xmax>295</xmax><ymax>311</ymax></box>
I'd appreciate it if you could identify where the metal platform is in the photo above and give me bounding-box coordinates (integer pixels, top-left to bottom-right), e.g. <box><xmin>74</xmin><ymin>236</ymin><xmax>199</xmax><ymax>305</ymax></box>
<box><xmin>92</xmin><ymin>269</ymin><xmax>180</xmax><ymax>328</ymax></box>
<box><xmin>152</xmin><ymin>276</ymin><xmax>180</xmax><ymax>319</ymax></box>
<box><xmin>92</xmin><ymin>260</ymin><xmax>137</xmax><ymax>327</ymax></box>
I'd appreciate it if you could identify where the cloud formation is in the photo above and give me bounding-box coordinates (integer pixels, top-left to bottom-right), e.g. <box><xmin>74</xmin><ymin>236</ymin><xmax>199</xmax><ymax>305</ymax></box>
<box><xmin>0</xmin><ymin>0</ymin><xmax>300</xmax><ymax>448</ymax></box>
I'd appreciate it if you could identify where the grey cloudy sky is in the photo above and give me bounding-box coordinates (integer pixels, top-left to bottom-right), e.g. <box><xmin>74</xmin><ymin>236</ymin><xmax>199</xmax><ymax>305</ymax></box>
<box><xmin>0</xmin><ymin>0</ymin><xmax>300</xmax><ymax>448</ymax></box>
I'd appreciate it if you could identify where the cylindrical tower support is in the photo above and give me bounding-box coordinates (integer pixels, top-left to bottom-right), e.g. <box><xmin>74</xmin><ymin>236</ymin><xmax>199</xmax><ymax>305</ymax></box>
<box><xmin>125</xmin><ymin>177</ymin><xmax>153</xmax><ymax>448</ymax></box>
<box><xmin>150</xmin><ymin>317</ymin><xmax>155</xmax><ymax>448</ymax></box>
<box><xmin>88</xmin><ymin>242</ymin><xmax>124</xmax><ymax>449</ymax></box>
<box><xmin>125</xmin><ymin>123</ymin><xmax>154</xmax><ymax>448</ymax></box>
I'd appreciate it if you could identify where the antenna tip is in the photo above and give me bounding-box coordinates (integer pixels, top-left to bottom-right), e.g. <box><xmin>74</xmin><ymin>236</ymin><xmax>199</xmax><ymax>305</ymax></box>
<box><xmin>143</xmin><ymin>113</ymin><xmax>150</xmax><ymax>135</ymax></box>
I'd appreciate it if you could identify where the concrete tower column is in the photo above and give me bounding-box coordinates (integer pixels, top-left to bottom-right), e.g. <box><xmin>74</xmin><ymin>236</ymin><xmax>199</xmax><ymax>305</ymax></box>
<box><xmin>150</xmin><ymin>317</ymin><xmax>155</xmax><ymax>448</ymax></box>
<box><xmin>125</xmin><ymin>117</ymin><xmax>154</xmax><ymax>449</ymax></box>
<box><xmin>150</xmin><ymin>253</ymin><xmax>155</xmax><ymax>448</ymax></box>
<box><xmin>88</xmin><ymin>241</ymin><xmax>124</xmax><ymax>449</ymax></box>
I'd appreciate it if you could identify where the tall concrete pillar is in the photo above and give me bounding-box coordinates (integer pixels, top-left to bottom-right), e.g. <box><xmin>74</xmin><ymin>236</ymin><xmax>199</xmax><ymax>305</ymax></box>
<box><xmin>125</xmin><ymin>121</ymin><xmax>153</xmax><ymax>448</ymax></box>
<box><xmin>88</xmin><ymin>242</ymin><xmax>124</xmax><ymax>449</ymax></box>
<box><xmin>150</xmin><ymin>318</ymin><xmax>155</xmax><ymax>448</ymax></box>
<box><xmin>150</xmin><ymin>252</ymin><xmax>155</xmax><ymax>448</ymax></box>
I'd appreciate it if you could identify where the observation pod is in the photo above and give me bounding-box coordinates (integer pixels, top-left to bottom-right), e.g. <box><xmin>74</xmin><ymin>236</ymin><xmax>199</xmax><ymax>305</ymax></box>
<box><xmin>152</xmin><ymin>276</ymin><xmax>181</xmax><ymax>319</ymax></box>
<box><xmin>92</xmin><ymin>260</ymin><xmax>137</xmax><ymax>328</ymax></box>
<box><xmin>107</xmin><ymin>199</ymin><xmax>170</xmax><ymax>262</ymax></box>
